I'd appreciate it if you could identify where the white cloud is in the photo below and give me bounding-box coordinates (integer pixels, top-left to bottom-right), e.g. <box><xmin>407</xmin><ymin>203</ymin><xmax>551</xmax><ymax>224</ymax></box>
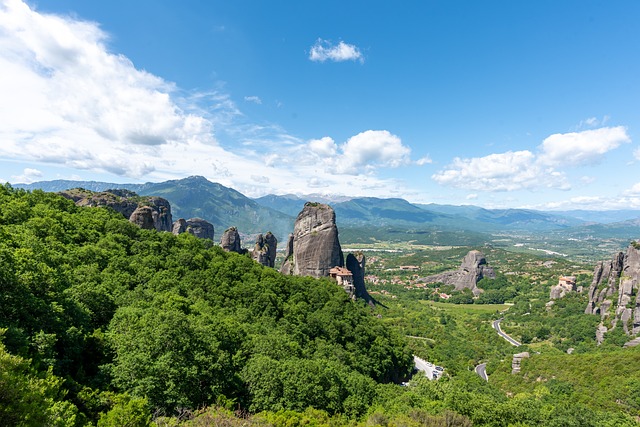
<box><xmin>0</xmin><ymin>1</ymin><xmax>429</xmax><ymax>202</ymax></box>
<box><xmin>432</xmin><ymin>150</ymin><xmax>569</xmax><ymax>191</ymax></box>
<box><xmin>466</xmin><ymin>193</ymin><xmax>478</xmax><ymax>200</ymax></box>
<box><xmin>244</xmin><ymin>96</ymin><xmax>262</xmax><ymax>104</ymax></box>
<box><xmin>634</xmin><ymin>147</ymin><xmax>640</xmax><ymax>161</ymax></box>
<box><xmin>416</xmin><ymin>156</ymin><xmax>433</xmax><ymax>166</ymax></box>
<box><xmin>626</xmin><ymin>182</ymin><xmax>640</xmax><ymax>195</ymax></box>
<box><xmin>538</xmin><ymin>126</ymin><xmax>630</xmax><ymax>166</ymax></box>
<box><xmin>12</xmin><ymin>167</ymin><xmax>43</xmax><ymax>183</ymax></box>
<box><xmin>433</xmin><ymin>127</ymin><xmax>630</xmax><ymax>193</ymax></box>
<box><xmin>309</xmin><ymin>39</ymin><xmax>364</xmax><ymax>63</ymax></box>
<box><xmin>336</xmin><ymin>130</ymin><xmax>411</xmax><ymax>174</ymax></box>
<box><xmin>308</xmin><ymin>137</ymin><xmax>337</xmax><ymax>157</ymax></box>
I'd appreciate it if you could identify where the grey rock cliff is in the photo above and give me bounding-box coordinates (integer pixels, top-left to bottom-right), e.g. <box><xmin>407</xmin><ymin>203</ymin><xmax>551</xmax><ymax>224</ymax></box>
<box><xmin>512</xmin><ymin>352</ymin><xmax>530</xmax><ymax>374</ymax></box>
<box><xmin>280</xmin><ymin>202</ymin><xmax>343</xmax><ymax>278</ymax></box>
<box><xmin>346</xmin><ymin>252</ymin><xmax>375</xmax><ymax>306</ymax></box>
<box><xmin>585</xmin><ymin>242</ymin><xmax>640</xmax><ymax>339</ymax></box>
<box><xmin>419</xmin><ymin>250</ymin><xmax>495</xmax><ymax>296</ymax></box>
<box><xmin>172</xmin><ymin>218</ymin><xmax>214</xmax><ymax>240</ymax></box>
<box><xmin>220</xmin><ymin>227</ymin><xmax>243</xmax><ymax>253</ymax></box>
<box><xmin>279</xmin><ymin>234</ymin><xmax>295</xmax><ymax>275</ymax></box>
<box><xmin>185</xmin><ymin>218</ymin><xmax>214</xmax><ymax>240</ymax></box>
<box><xmin>129</xmin><ymin>206</ymin><xmax>156</xmax><ymax>230</ymax></box>
<box><xmin>252</xmin><ymin>232</ymin><xmax>277</xmax><ymax>267</ymax></box>
<box><xmin>60</xmin><ymin>188</ymin><xmax>172</xmax><ymax>232</ymax></box>
<box><xmin>172</xmin><ymin>218</ymin><xmax>188</xmax><ymax>235</ymax></box>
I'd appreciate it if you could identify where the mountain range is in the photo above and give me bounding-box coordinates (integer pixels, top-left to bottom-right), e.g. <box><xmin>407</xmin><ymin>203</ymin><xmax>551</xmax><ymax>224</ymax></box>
<box><xmin>15</xmin><ymin>176</ymin><xmax>640</xmax><ymax>249</ymax></box>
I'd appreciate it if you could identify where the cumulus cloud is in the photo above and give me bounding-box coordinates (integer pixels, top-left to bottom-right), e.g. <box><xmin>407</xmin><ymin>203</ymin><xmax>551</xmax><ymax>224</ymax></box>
<box><xmin>433</xmin><ymin>127</ymin><xmax>630</xmax><ymax>192</ymax></box>
<box><xmin>338</xmin><ymin>130</ymin><xmax>410</xmax><ymax>172</ymax></box>
<box><xmin>294</xmin><ymin>130</ymin><xmax>412</xmax><ymax>176</ymax></box>
<box><xmin>432</xmin><ymin>151</ymin><xmax>568</xmax><ymax>191</ymax></box>
<box><xmin>12</xmin><ymin>167</ymin><xmax>43</xmax><ymax>183</ymax></box>
<box><xmin>416</xmin><ymin>156</ymin><xmax>433</xmax><ymax>166</ymax></box>
<box><xmin>308</xmin><ymin>137</ymin><xmax>337</xmax><ymax>157</ymax></box>
<box><xmin>626</xmin><ymin>182</ymin><xmax>640</xmax><ymax>195</ymax></box>
<box><xmin>309</xmin><ymin>39</ymin><xmax>364</xmax><ymax>63</ymax></box>
<box><xmin>0</xmin><ymin>1</ymin><xmax>426</xmax><ymax>201</ymax></box>
<box><xmin>538</xmin><ymin>126</ymin><xmax>630</xmax><ymax>166</ymax></box>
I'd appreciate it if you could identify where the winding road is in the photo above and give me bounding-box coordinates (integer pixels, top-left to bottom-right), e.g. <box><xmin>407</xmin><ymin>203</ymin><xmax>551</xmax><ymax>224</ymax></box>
<box><xmin>473</xmin><ymin>318</ymin><xmax>521</xmax><ymax>382</ymax></box>
<box><xmin>493</xmin><ymin>318</ymin><xmax>521</xmax><ymax>346</ymax></box>
<box><xmin>475</xmin><ymin>363</ymin><xmax>488</xmax><ymax>381</ymax></box>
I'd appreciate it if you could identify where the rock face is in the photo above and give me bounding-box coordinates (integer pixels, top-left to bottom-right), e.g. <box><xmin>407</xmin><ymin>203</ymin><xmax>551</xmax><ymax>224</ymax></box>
<box><xmin>346</xmin><ymin>252</ymin><xmax>375</xmax><ymax>306</ymax></box>
<box><xmin>512</xmin><ymin>352</ymin><xmax>530</xmax><ymax>374</ymax></box>
<box><xmin>585</xmin><ymin>242</ymin><xmax>640</xmax><ymax>338</ymax></box>
<box><xmin>220</xmin><ymin>227</ymin><xmax>243</xmax><ymax>253</ymax></box>
<box><xmin>130</xmin><ymin>206</ymin><xmax>156</xmax><ymax>230</ymax></box>
<box><xmin>186</xmin><ymin>218</ymin><xmax>215</xmax><ymax>240</ymax></box>
<box><xmin>280</xmin><ymin>202</ymin><xmax>343</xmax><ymax>278</ymax></box>
<box><xmin>172</xmin><ymin>219</ymin><xmax>188</xmax><ymax>235</ymax></box>
<box><xmin>549</xmin><ymin>276</ymin><xmax>577</xmax><ymax>300</ymax></box>
<box><xmin>252</xmin><ymin>232</ymin><xmax>277</xmax><ymax>267</ymax></box>
<box><xmin>60</xmin><ymin>188</ymin><xmax>173</xmax><ymax>232</ymax></box>
<box><xmin>280</xmin><ymin>234</ymin><xmax>295</xmax><ymax>275</ymax></box>
<box><xmin>420</xmin><ymin>250</ymin><xmax>496</xmax><ymax>296</ymax></box>
<box><xmin>172</xmin><ymin>218</ymin><xmax>215</xmax><ymax>240</ymax></box>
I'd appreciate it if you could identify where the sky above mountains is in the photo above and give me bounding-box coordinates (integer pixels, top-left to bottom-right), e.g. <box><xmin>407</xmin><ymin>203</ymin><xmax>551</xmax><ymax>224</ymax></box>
<box><xmin>1</xmin><ymin>0</ymin><xmax>639</xmax><ymax>210</ymax></box>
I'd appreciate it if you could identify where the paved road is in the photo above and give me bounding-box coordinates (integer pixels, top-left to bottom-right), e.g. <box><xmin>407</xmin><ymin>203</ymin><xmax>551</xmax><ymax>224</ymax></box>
<box><xmin>413</xmin><ymin>355</ymin><xmax>441</xmax><ymax>380</ymax></box>
<box><xmin>493</xmin><ymin>318</ymin><xmax>521</xmax><ymax>346</ymax></box>
<box><xmin>475</xmin><ymin>363</ymin><xmax>488</xmax><ymax>381</ymax></box>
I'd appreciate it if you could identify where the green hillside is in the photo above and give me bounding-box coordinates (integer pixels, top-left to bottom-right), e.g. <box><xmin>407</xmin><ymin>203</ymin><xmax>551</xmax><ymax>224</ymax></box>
<box><xmin>0</xmin><ymin>185</ymin><xmax>411</xmax><ymax>425</ymax></box>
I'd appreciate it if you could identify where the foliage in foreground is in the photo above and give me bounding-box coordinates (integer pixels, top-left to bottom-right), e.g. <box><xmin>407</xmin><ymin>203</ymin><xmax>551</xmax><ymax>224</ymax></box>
<box><xmin>0</xmin><ymin>185</ymin><xmax>411</xmax><ymax>424</ymax></box>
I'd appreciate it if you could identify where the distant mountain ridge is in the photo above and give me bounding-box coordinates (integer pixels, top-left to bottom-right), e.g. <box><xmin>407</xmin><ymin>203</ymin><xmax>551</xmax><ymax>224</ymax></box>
<box><xmin>15</xmin><ymin>177</ymin><xmax>640</xmax><ymax>247</ymax></box>
<box><xmin>16</xmin><ymin>176</ymin><xmax>295</xmax><ymax>241</ymax></box>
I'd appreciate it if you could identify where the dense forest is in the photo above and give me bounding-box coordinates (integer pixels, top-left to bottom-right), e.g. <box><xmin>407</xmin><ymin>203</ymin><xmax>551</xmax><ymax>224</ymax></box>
<box><xmin>1</xmin><ymin>185</ymin><xmax>639</xmax><ymax>426</ymax></box>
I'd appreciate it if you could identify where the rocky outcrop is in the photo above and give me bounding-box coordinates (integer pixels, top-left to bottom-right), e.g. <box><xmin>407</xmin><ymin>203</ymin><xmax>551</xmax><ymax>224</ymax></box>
<box><xmin>221</xmin><ymin>227</ymin><xmax>243</xmax><ymax>253</ymax></box>
<box><xmin>279</xmin><ymin>234</ymin><xmax>295</xmax><ymax>275</ymax></box>
<box><xmin>346</xmin><ymin>252</ymin><xmax>374</xmax><ymax>306</ymax></box>
<box><xmin>145</xmin><ymin>197</ymin><xmax>173</xmax><ymax>232</ymax></box>
<box><xmin>172</xmin><ymin>218</ymin><xmax>215</xmax><ymax>240</ymax></box>
<box><xmin>511</xmin><ymin>352</ymin><xmax>529</xmax><ymax>374</ymax></box>
<box><xmin>280</xmin><ymin>202</ymin><xmax>343</xmax><ymax>278</ymax></box>
<box><xmin>419</xmin><ymin>250</ymin><xmax>496</xmax><ymax>296</ymax></box>
<box><xmin>172</xmin><ymin>219</ymin><xmax>188</xmax><ymax>235</ymax></box>
<box><xmin>60</xmin><ymin>188</ymin><xmax>172</xmax><ymax>232</ymax></box>
<box><xmin>186</xmin><ymin>218</ymin><xmax>214</xmax><ymax>240</ymax></box>
<box><xmin>130</xmin><ymin>206</ymin><xmax>156</xmax><ymax>230</ymax></box>
<box><xmin>252</xmin><ymin>232</ymin><xmax>277</xmax><ymax>267</ymax></box>
<box><xmin>585</xmin><ymin>242</ymin><xmax>640</xmax><ymax>340</ymax></box>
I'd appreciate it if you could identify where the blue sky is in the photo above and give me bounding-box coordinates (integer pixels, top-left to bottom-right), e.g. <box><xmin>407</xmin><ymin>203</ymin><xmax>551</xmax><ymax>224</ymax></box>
<box><xmin>1</xmin><ymin>0</ymin><xmax>639</xmax><ymax>210</ymax></box>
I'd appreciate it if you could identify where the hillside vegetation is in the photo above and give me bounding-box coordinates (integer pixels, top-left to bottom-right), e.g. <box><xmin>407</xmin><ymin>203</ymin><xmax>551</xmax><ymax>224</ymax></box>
<box><xmin>1</xmin><ymin>184</ymin><xmax>639</xmax><ymax>426</ymax></box>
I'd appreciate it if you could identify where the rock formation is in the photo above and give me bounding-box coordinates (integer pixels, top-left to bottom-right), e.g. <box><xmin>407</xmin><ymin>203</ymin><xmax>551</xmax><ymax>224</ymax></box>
<box><xmin>172</xmin><ymin>218</ymin><xmax>215</xmax><ymax>240</ymax></box>
<box><xmin>511</xmin><ymin>352</ymin><xmax>529</xmax><ymax>374</ymax></box>
<box><xmin>419</xmin><ymin>250</ymin><xmax>496</xmax><ymax>296</ymax></box>
<box><xmin>279</xmin><ymin>234</ymin><xmax>295</xmax><ymax>275</ymax></box>
<box><xmin>186</xmin><ymin>218</ymin><xmax>215</xmax><ymax>240</ymax></box>
<box><xmin>280</xmin><ymin>202</ymin><xmax>344</xmax><ymax>278</ymax></box>
<box><xmin>346</xmin><ymin>252</ymin><xmax>375</xmax><ymax>306</ymax></box>
<box><xmin>129</xmin><ymin>206</ymin><xmax>156</xmax><ymax>230</ymax></box>
<box><xmin>549</xmin><ymin>276</ymin><xmax>577</xmax><ymax>300</ymax></box>
<box><xmin>172</xmin><ymin>219</ymin><xmax>188</xmax><ymax>235</ymax></box>
<box><xmin>252</xmin><ymin>232</ymin><xmax>277</xmax><ymax>267</ymax></box>
<box><xmin>60</xmin><ymin>188</ymin><xmax>173</xmax><ymax>232</ymax></box>
<box><xmin>220</xmin><ymin>227</ymin><xmax>243</xmax><ymax>253</ymax></box>
<box><xmin>585</xmin><ymin>242</ymin><xmax>640</xmax><ymax>339</ymax></box>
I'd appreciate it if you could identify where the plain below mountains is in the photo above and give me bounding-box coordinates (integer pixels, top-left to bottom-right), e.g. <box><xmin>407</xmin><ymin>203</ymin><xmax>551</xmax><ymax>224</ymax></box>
<box><xmin>16</xmin><ymin>176</ymin><xmax>640</xmax><ymax>247</ymax></box>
